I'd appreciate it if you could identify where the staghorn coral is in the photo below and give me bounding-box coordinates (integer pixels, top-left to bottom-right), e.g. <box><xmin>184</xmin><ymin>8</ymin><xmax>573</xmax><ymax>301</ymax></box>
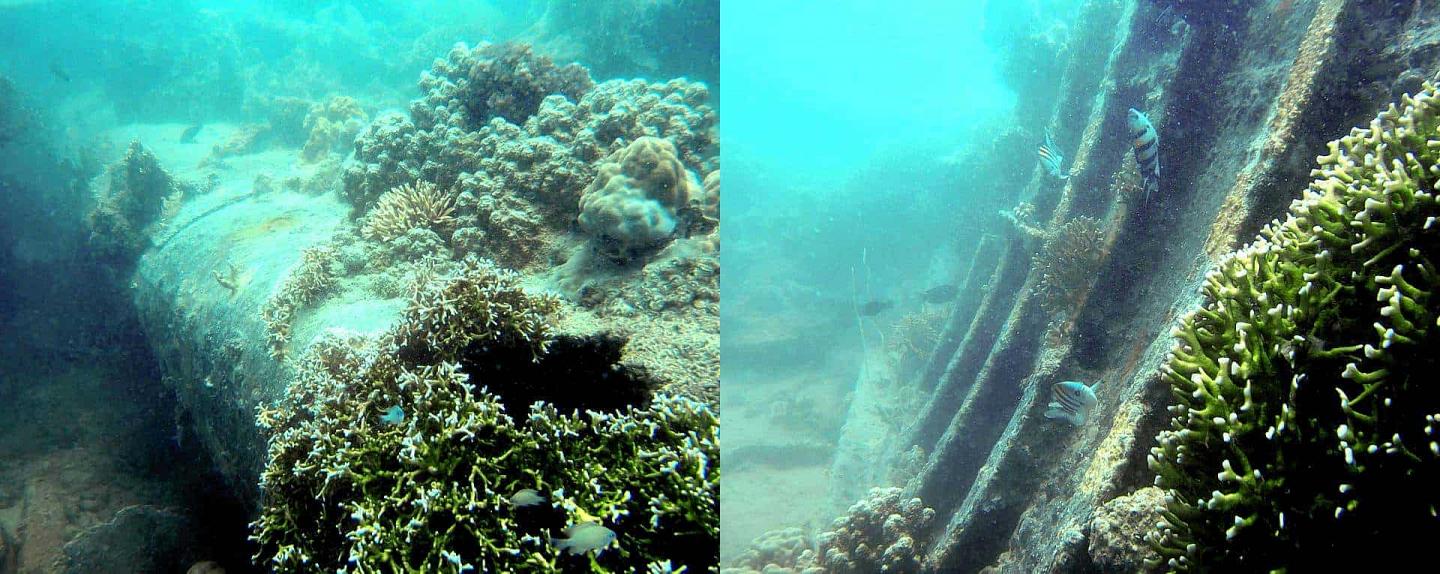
<box><xmin>578</xmin><ymin>137</ymin><xmax>698</xmax><ymax>262</ymax></box>
<box><xmin>250</xmin><ymin>257</ymin><xmax>718</xmax><ymax>573</ymax></box>
<box><xmin>260</xmin><ymin>244</ymin><xmax>339</xmax><ymax>359</ymax></box>
<box><xmin>809</xmin><ymin>487</ymin><xmax>934</xmax><ymax>574</ymax></box>
<box><xmin>360</xmin><ymin>181</ymin><xmax>457</xmax><ymax>243</ymax></box>
<box><xmin>1032</xmin><ymin>216</ymin><xmax>1109</xmax><ymax>317</ymax></box>
<box><xmin>1146</xmin><ymin>84</ymin><xmax>1440</xmax><ymax>571</ymax></box>
<box><xmin>86</xmin><ymin>140</ymin><xmax>188</xmax><ymax>264</ymax></box>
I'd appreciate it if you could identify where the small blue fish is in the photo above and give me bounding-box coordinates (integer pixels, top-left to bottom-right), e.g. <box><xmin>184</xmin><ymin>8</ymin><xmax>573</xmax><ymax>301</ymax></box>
<box><xmin>1038</xmin><ymin>129</ymin><xmax>1070</xmax><ymax>180</ymax></box>
<box><xmin>379</xmin><ymin>405</ymin><xmax>405</xmax><ymax>426</ymax></box>
<box><xmin>551</xmin><ymin>522</ymin><xmax>617</xmax><ymax>555</ymax></box>
<box><xmin>1044</xmin><ymin>381</ymin><xmax>1098</xmax><ymax>427</ymax></box>
<box><xmin>1127</xmin><ymin>108</ymin><xmax>1160</xmax><ymax>203</ymax></box>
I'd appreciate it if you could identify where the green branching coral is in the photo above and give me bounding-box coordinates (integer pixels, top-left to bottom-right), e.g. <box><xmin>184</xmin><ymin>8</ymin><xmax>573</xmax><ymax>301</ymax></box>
<box><xmin>250</xmin><ymin>257</ymin><xmax>718</xmax><ymax>573</ymax></box>
<box><xmin>1146</xmin><ymin>84</ymin><xmax>1440</xmax><ymax>571</ymax></box>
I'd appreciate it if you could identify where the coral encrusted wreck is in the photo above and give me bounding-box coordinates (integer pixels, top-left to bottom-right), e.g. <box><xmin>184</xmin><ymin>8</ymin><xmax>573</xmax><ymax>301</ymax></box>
<box><xmin>1146</xmin><ymin>84</ymin><xmax>1440</xmax><ymax>570</ymax></box>
<box><xmin>251</xmin><ymin>259</ymin><xmax>718</xmax><ymax>572</ymax></box>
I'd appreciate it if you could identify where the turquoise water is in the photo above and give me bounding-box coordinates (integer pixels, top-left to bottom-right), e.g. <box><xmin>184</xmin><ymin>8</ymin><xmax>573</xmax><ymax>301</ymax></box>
<box><xmin>720</xmin><ymin>0</ymin><xmax>1078</xmax><ymax>558</ymax></box>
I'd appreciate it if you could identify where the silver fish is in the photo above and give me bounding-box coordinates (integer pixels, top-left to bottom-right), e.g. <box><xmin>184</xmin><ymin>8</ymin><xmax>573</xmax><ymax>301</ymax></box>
<box><xmin>1044</xmin><ymin>381</ymin><xmax>1098</xmax><ymax>427</ymax></box>
<box><xmin>551</xmin><ymin>522</ymin><xmax>617</xmax><ymax>555</ymax></box>
<box><xmin>509</xmin><ymin>488</ymin><xmax>546</xmax><ymax>507</ymax></box>
<box><xmin>1128</xmin><ymin>108</ymin><xmax>1160</xmax><ymax>203</ymax></box>
<box><xmin>1038</xmin><ymin>129</ymin><xmax>1070</xmax><ymax>180</ymax></box>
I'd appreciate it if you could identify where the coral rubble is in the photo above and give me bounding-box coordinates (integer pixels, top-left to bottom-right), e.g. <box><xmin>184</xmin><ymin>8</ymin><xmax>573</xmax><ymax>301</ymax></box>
<box><xmin>1147</xmin><ymin>84</ymin><xmax>1440</xmax><ymax>570</ymax></box>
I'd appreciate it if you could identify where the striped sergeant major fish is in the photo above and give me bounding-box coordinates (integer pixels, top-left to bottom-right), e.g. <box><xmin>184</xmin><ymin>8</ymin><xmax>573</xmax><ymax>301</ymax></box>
<box><xmin>1037</xmin><ymin>129</ymin><xmax>1069</xmax><ymax>180</ymax></box>
<box><xmin>1044</xmin><ymin>380</ymin><xmax>1098</xmax><ymax>427</ymax></box>
<box><xmin>1128</xmin><ymin>108</ymin><xmax>1160</xmax><ymax>203</ymax></box>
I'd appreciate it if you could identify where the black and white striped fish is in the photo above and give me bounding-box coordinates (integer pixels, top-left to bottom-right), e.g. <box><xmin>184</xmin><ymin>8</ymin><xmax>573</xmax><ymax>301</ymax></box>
<box><xmin>1044</xmin><ymin>380</ymin><xmax>1098</xmax><ymax>427</ymax></box>
<box><xmin>1038</xmin><ymin>129</ymin><xmax>1069</xmax><ymax>180</ymax></box>
<box><xmin>1127</xmin><ymin>108</ymin><xmax>1160</xmax><ymax>203</ymax></box>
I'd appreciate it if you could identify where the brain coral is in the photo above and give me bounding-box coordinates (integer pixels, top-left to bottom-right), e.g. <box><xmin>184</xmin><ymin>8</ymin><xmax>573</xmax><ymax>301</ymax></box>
<box><xmin>578</xmin><ymin>137</ymin><xmax>697</xmax><ymax>261</ymax></box>
<box><xmin>1146</xmin><ymin>84</ymin><xmax>1440</xmax><ymax>571</ymax></box>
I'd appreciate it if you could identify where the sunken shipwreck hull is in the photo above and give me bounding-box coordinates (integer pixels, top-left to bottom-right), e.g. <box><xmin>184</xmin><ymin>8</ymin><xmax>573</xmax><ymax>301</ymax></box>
<box><xmin>820</xmin><ymin>1</ymin><xmax>1440</xmax><ymax>572</ymax></box>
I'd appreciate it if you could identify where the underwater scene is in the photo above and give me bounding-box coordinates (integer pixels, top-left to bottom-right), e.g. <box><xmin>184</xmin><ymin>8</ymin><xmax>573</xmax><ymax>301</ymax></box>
<box><xmin>0</xmin><ymin>0</ymin><xmax>716</xmax><ymax>572</ymax></box>
<box><xmin>722</xmin><ymin>0</ymin><xmax>1440</xmax><ymax>573</ymax></box>
<box><xmin>5</xmin><ymin>0</ymin><xmax>1440</xmax><ymax>572</ymax></box>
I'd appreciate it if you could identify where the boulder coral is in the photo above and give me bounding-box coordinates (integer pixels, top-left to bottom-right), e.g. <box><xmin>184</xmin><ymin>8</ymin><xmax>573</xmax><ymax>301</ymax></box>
<box><xmin>1146</xmin><ymin>84</ymin><xmax>1440</xmax><ymax>570</ymax></box>
<box><xmin>249</xmin><ymin>258</ymin><xmax>719</xmax><ymax>572</ymax></box>
<box><xmin>721</xmin><ymin>488</ymin><xmax>934</xmax><ymax>574</ymax></box>
<box><xmin>809</xmin><ymin>487</ymin><xmax>933</xmax><ymax>574</ymax></box>
<box><xmin>418</xmin><ymin>41</ymin><xmax>594</xmax><ymax>129</ymax></box>
<box><xmin>578</xmin><ymin>137</ymin><xmax>697</xmax><ymax>261</ymax></box>
<box><xmin>301</xmin><ymin>95</ymin><xmax>367</xmax><ymax>162</ymax></box>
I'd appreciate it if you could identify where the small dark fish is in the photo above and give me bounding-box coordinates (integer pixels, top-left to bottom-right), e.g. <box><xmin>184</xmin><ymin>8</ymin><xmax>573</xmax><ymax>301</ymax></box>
<box><xmin>49</xmin><ymin>61</ymin><xmax>70</xmax><ymax>82</ymax></box>
<box><xmin>858</xmin><ymin>299</ymin><xmax>894</xmax><ymax>317</ymax></box>
<box><xmin>180</xmin><ymin>124</ymin><xmax>203</xmax><ymax>144</ymax></box>
<box><xmin>919</xmin><ymin>284</ymin><xmax>958</xmax><ymax>304</ymax></box>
